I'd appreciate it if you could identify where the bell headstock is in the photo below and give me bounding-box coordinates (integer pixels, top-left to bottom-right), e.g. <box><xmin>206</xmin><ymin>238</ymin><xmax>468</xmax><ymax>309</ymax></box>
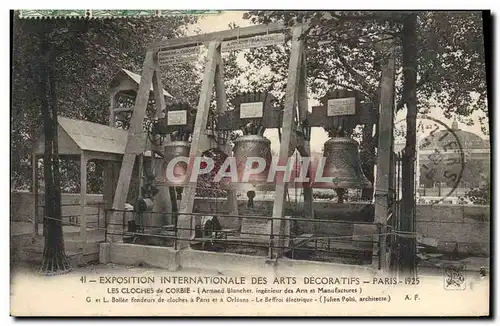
<box><xmin>152</xmin><ymin>102</ymin><xmax>197</xmax><ymax>139</ymax></box>
<box><xmin>216</xmin><ymin>91</ymin><xmax>282</xmax><ymax>131</ymax></box>
<box><xmin>308</xmin><ymin>89</ymin><xmax>377</xmax><ymax>137</ymax></box>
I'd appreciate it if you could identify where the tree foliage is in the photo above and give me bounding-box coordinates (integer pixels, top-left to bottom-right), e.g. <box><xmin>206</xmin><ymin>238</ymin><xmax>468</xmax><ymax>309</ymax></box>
<box><xmin>239</xmin><ymin>11</ymin><xmax>487</xmax><ymax>205</ymax></box>
<box><xmin>12</xmin><ymin>14</ymin><xmax>200</xmax><ymax>191</ymax></box>
<box><xmin>242</xmin><ymin>11</ymin><xmax>487</xmax><ymax>127</ymax></box>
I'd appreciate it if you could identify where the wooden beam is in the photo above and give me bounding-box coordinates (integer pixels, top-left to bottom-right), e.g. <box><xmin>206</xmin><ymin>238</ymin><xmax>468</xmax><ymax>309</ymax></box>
<box><xmin>150</xmin><ymin>22</ymin><xmax>286</xmax><ymax>50</ymax></box>
<box><xmin>372</xmin><ymin>48</ymin><xmax>396</xmax><ymax>271</ymax></box>
<box><xmin>80</xmin><ymin>152</ymin><xmax>88</xmax><ymax>253</ymax></box>
<box><xmin>177</xmin><ymin>40</ymin><xmax>220</xmax><ymax>249</ymax></box>
<box><xmin>214</xmin><ymin>46</ymin><xmax>239</xmax><ymax>225</ymax></box>
<box><xmin>138</xmin><ymin>154</ymin><xmax>144</xmax><ymax>198</ymax></box>
<box><xmin>297</xmin><ymin>51</ymin><xmax>308</xmax><ymax>124</ymax></box>
<box><xmin>297</xmin><ymin>48</ymin><xmax>314</xmax><ymax>219</ymax></box>
<box><xmin>109</xmin><ymin>51</ymin><xmax>155</xmax><ymax>242</ymax></box>
<box><xmin>152</xmin><ymin>69</ymin><xmax>166</xmax><ymax>119</ymax></box>
<box><xmin>271</xmin><ymin>26</ymin><xmax>304</xmax><ymax>258</ymax></box>
<box><xmin>151</xmin><ymin>68</ymin><xmax>174</xmax><ymax>226</ymax></box>
<box><xmin>109</xmin><ymin>92</ymin><xmax>117</xmax><ymax>127</ymax></box>
<box><xmin>105</xmin><ymin>92</ymin><xmax>118</xmax><ymax>211</ymax></box>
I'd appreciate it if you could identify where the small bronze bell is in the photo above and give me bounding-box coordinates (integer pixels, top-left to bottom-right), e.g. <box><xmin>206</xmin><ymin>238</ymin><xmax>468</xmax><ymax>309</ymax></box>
<box><xmin>221</xmin><ymin>134</ymin><xmax>274</xmax><ymax>191</ymax></box>
<box><xmin>163</xmin><ymin>140</ymin><xmax>190</xmax><ymax>184</ymax></box>
<box><xmin>317</xmin><ymin>137</ymin><xmax>372</xmax><ymax>189</ymax></box>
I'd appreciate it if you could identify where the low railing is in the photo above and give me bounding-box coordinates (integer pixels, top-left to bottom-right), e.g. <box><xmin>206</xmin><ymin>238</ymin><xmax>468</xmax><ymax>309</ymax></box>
<box><xmin>36</xmin><ymin>202</ymin><xmax>105</xmax><ymax>234</ymax></box>
<box><xmin>103</xmin><ymin>209</ymin><xmax>381</xmax><ymax>265</ymax></box>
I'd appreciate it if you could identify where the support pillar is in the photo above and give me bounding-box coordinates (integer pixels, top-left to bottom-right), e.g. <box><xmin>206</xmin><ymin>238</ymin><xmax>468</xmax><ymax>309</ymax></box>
<box><xmin>151</xmin><ymin>69</ymin><xmax>174</xmax><ymax>229</ymax></box>
<box><xmin>272</xmin><ymin>26</ymin><xmax>304</xmax><ymax>258</ymax></box>
<box><xmin>109</xmin><ymin>92</ymin><xmax>117</xmax><ymax>127</ymax></box>
<box><xmin>297</xmin><ymin>45</ymin><xmax>313</xmax><ymax>219</ymax></box>
<box><xmin>80</xmin><ymin>152</ymin><xmax>88</xmax><ymax>254</ymax></box>
<box><xmin>109</xmin><ymin>51</ymin><xmax>156</xmax><ymax>243</ymax></box>
<box><xmin>214</xmin><ymin>49</ymin><xmax>239</xmax><ymax>226</ymax></box>
<box><xmin>372</xmin><ymin>49</ymin><xmax>396</xmax><ymax>271</ymax></box>
<box><xmin>177</xmin><ymin>40</ymin><xmax>220</xmax><ymax>250</ymax></box>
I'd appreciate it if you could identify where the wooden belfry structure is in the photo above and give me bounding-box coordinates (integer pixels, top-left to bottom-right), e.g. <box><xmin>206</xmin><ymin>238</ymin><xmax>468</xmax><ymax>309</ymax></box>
<box><xmin>107</xmin><ymin>23</ymin><xmax>312</xmax><ymax>244</ymax></box>
<box><xmin>108</xmin><ymin>22</ymin><xmax>397</xmax><ymax>271</ymax></box>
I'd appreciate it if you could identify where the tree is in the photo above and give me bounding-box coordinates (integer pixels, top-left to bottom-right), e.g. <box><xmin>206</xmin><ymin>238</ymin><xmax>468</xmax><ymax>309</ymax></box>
<box><xmin>12</xmin><ymin>13</ymin><xmax>200</xmax><ymax>192</ymax></box>
<box><xmin>465</xmin><ymin>178</ymin><xmax>490</xmax><ymax>205</ymax></box>
<box><xmin>241</xmin><ymin>11</ymin><xmax>401</xmax><ymax>201</ymax></box>
<box><xmin>240</xmin><ymin>11</ymin><xmax>487</xmax><ymax>273</ymax></box>
<box><xmin>242</xmin><ymin>11</ymin><xmax>487</xmax><ymax>120</ymax></box>
<box><xmin>36</xmin><ymin>21</ymin><xmax>71</xmax><ymax>274</ymax></box>
<box><xmin>12</xmin><ymin>13</ymin><xmax>201</xmax><ymax>272</ymax></box>
<box><xmin>399</xmin><ymin>13</ymin><xmax>418</xmax><ymax>275</ymax></box>
<box><xmin>240</xmin><ymin>11</ymin><xmax>488</xmax><ymax>201</ymax></box>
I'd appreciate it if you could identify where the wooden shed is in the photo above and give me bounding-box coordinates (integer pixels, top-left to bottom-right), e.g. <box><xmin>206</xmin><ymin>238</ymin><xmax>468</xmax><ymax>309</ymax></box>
<box><xmin>31</xmin><ymin>116</ymin><xmax>143</xmax><ymax>242</ymax></box>
<box><xmin>31</xmin><ymin>68</ymin><xmax>173</xmax><ymax>247</ymax></box>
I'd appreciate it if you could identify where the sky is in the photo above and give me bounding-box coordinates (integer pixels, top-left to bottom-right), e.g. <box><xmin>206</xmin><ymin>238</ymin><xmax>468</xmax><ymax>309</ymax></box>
<box><xmin>185</xmin><ymin>11</ymin><xmax>490</xmax><ymax>154</ymax></box>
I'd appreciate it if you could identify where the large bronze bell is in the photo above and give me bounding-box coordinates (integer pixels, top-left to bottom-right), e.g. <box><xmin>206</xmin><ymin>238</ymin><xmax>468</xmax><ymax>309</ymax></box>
<box><xmin>317</xmin><ymin>137</ymin><xmax>372</xmax><ymax>189</ymax></box>
<box><xmin>162</xmin><ymin>140</ymin><xmax>190</xmax><ymax>185</ymax></box>
<box><xmin>221</xmin><ymin>134</ymin><xmax>274</xmax><ymax>191</ymax></box>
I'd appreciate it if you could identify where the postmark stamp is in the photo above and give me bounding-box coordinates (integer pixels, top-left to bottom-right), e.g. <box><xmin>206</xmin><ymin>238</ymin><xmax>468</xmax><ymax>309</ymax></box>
<box><xmin>443</xmin><ymin>263</ymin><xmax>466</xmax><ymax>290</ymax></box>
<box><xmin>395</xmin><ymin>115</ymin><xmax>465</xmax><ymax>205</ymax></box>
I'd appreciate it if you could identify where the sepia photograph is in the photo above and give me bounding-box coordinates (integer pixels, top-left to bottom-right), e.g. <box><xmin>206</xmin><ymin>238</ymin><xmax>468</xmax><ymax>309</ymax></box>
<box><xmin>8</xmin><ymin>8</ymin><xmax>492</xmax><ymax>317</ymax></box>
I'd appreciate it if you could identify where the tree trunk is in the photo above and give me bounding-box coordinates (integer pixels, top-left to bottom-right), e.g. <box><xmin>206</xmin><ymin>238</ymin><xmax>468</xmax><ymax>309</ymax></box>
<box><xmin>399</xmin><ymin>13</ymin><xmax>418</xmax><ymax>276</ymax></box>
<box><xmin>38</xmin><ymin>26</ymin><xmax>71</xmax><ymax>274</ymax></box>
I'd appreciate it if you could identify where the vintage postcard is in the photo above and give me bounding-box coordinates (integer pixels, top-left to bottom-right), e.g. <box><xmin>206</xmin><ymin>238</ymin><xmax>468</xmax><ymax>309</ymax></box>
<box><xmin>10</xmin><ymin>9</ymin><xmax>491</xmax><ymax>317</ymax></box>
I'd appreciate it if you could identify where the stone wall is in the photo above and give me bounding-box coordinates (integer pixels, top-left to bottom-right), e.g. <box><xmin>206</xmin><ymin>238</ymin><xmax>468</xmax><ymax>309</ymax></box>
<box><xmin>11</xmin><ymin>192</ymin><xmax>490</xmax><ymax>256</ymax></box>
<box><xmin>416</xmin><ymin>204</ymin><xmax>489</xmax><ymax>255</ymax></box>
<box><xmin>192</xmin><ymin>199</ymin><xmax>490</xmax><ymax>256</ymax></box>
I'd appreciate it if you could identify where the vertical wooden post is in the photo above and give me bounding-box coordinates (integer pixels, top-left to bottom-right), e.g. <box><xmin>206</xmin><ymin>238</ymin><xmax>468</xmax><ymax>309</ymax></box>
<box><xmin>138</xmin><ymin>154</ymin><xmax>144</xmax><ymax>198</ymax></box>
<box><xmin>272</xmin><ymin>26</ymin><xmax>304</xmax><ymax>258</ymax></box>
<box><xmin>80</xmin><ymin>152</ymin><xmax>88</xmax><ymax>253</ymax></box>
<box><xmin>151</xmin><ymin>69</ymin><xmax>174</xmax><ymax>226</ymax></box>
<box><xmin>214</xmin><ymin>47</ymin><xmax>239</xmax><ymax>225</ymax></box>
<box><xmin>109</xmin><ymin>92</ymin><xmax>117</xmax><ymax>127</ymax></box>
<box><xmin>152</xmin><ymin>70</ymin><xmax>165</xmax><ymax>119</ymax></box>
<box><xmin>372</xmin><ymin>49</ymin><xmax>396</xmax><ymax>271</ymax></box>
<box><xmin>296</xmin><ymin>47</ymin><xmax>314</xmax><ymax>219</ymax></box>
<box><xmin>103</xmin><ymin>92</ymin><xmax>118</xmax><ymax>216</ymax></box>
<box><xmin>415</xmin><ymin>133</ymin><xmax>421</xmax><ymax>196</ymax></box>
<box><xmin>177</xmin><ymin>40</ymin><xmax>220</xmax><ymax>249</ymax></box>
<box><xmin>109</xmin><ymin>51</ymin><xmax>156</xmax><ymax>242</ymax></box>
<box><xmin>32</xmin><ymin>154</ymin><xmax>39</xmax><ymax>235</ymax></box>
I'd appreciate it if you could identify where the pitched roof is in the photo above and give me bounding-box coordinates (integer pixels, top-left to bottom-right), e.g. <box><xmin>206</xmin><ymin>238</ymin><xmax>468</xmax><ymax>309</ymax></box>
<box><xmin>58</xmin><ymin>116</ymin><xmax>129</xmax><ymax>154</ymax></box>
<box><xmin>120</xmin><ymin>68</ymin><xmax>173</xmax><ymax>98</ymax></box>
